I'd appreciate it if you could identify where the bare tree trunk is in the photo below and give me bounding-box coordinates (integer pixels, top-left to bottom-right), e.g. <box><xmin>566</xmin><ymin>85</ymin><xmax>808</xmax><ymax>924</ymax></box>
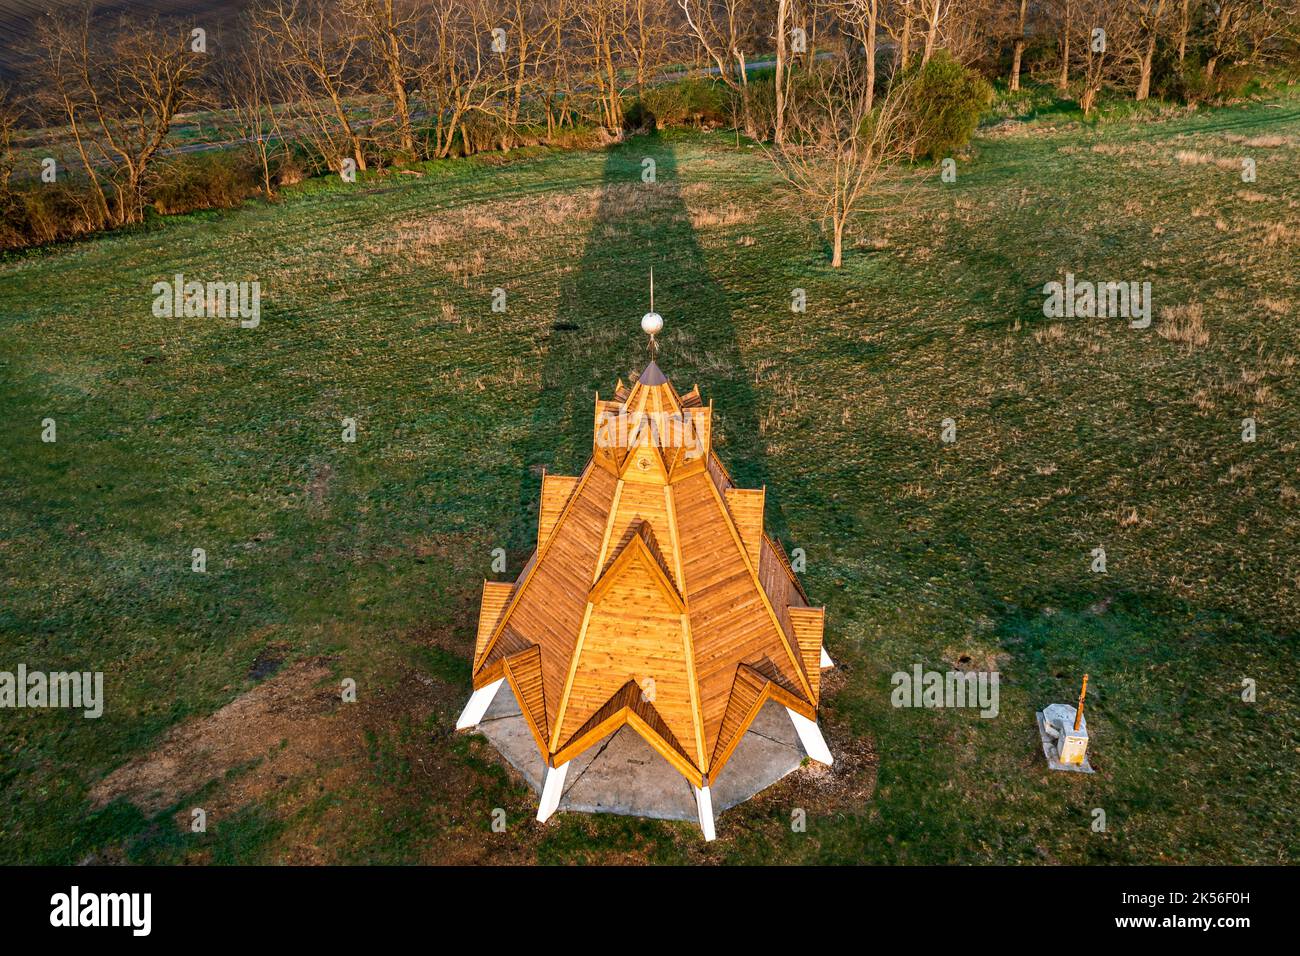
<box><xmin>1010</xmin><ymin>0</ymin><xmax>1028</xmax><ymax>91</ymax></box>
<box><xmin>865</xmin><ymin>2</ymin><xmax>878</xmax><ymax>111</ymax></box>
<box><xmin>838</xmin><ymin>1</ymin><xmax>880</xmax><ymax>110</ymax></box>
<box><xmin>387</xmin><ymin>32</ymin><xmax>414</xmax><ymax>158</ymax></box>
<box><xmin>899</xmin><ymin>1</ymin><xmax>913</xmax><ymax>70</ymax></box>
<box><xmin>66</xmin><ymin>106</ymin><xmax>112</xmax><ymax>226</ymax></box>
<box><xmin>1058</xmin><ymin>1</ymin><xmax>1071</xmax><ymax>90</ymax></box>
<box><xmin>1205</xmin><ymin>1</ymin><xmax>1230</xmax><ymax>81</ymax></box>
<box><xmin>680</xmin><ymin>0</ymin><xmax>760</xmax><ymax>137</ymax></box>
<box><xmin>331</xmin><ymin>91</ymin><xmax>368</xmax><ymax>171</ymax></box>
<box><xmin>774</xmin><ymin>0</ymin><xmax>788</xmax><ymax>145</ymax></box>
<box><xmin>736</xmin><ymin>48</ymin><xmax>755</xmax><ymax>137</ymax></box>
<box><xmin>35</xmin><ymin>9</ymin><xmax>201</xmax><ymax>227</ymax></box>
<box><xmin>349</xmin><ymin>0</ymin><xmax>415</xmax><ymax>159</ymax></box>
<box><xmin>921</xmin><ymin>0</ymin><xmax>942</xmax><ymax>66</ymax></box>
<box><xmin>1136</xmin><ymin>39</ymin><xmax>1156</xmax><ymax>99</ymax></box>
<box><xmin>1177</xmin><ymin>0</ymin><xmax>1191</xmax><ymax>62</ymax></box>
<box><xmin>1135</xmin><ymin>0</ymin><xmax>1167</xmax><ymax>101</ymax></box>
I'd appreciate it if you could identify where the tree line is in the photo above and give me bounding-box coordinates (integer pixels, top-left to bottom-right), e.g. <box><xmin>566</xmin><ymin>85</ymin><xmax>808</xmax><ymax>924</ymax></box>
<box><xmin>1</xmin><ymin>0</ymin><xmax>1296</xmax><ymax>248</ymax></box>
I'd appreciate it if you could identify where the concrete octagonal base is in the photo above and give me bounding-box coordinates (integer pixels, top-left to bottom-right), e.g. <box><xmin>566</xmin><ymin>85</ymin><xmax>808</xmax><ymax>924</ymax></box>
<box><xmin>473</xmin><ymin>684</ymin><xmax>808</xmax><ymax>821</ymax></box>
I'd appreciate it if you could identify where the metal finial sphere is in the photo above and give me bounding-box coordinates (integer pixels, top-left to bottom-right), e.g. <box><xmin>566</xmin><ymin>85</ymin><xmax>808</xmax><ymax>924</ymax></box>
<box><xmin>641</xmin><ymin>311</ymin><xmax>663</xmax><ymax>336</ymax></box>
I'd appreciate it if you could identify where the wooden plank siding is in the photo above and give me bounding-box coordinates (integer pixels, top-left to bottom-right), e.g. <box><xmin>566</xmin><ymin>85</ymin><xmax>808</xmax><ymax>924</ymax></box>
<box><xmin>474</xmin><ymin>581</ymin><xmax>516</xmax><ymax>670</ymax></box>
<box><xmin>724</xmin><ymin>487</ymin><xmax>765</xmax><ymax>567</ymax></box>
<box><xmin>537</xmin><ymin>473</ymin><xmax>580</xmax><ymax>552</ymax></box>
<box><xmin>469</xmin><ymin>361</ymin><xmax>823</xmax><ymax>791</ymax></box>
<box><xmin>673</xmin><ymin>470</ymin><xmax>812</xmax><ymax>758</ymax></box>
<box><xmin>788</xmin><ymin>606</ymin><xmax>826</xmax><ymax>704</ymax></box>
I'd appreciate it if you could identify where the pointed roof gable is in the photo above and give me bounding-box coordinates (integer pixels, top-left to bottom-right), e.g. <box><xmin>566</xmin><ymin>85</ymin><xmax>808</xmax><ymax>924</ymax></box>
<box><xmin>472</xmin><ymin>360</ymin><xmax>822</xmax><ymax>786</ymax></box>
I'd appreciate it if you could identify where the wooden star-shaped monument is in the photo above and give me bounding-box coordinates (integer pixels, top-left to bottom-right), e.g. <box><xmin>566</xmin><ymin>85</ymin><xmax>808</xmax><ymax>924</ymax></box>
<box><xmin>457</xmin><ymin>300</ymin><xmax>832</xmax><ymax>840</ymax></box>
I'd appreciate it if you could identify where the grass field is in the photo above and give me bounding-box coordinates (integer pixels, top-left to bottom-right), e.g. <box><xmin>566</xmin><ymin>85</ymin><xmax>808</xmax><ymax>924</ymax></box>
<box><xmin>2</xmin><ymin>86</ymin><xmax>1298</xmax><ymax>865</ymax></box>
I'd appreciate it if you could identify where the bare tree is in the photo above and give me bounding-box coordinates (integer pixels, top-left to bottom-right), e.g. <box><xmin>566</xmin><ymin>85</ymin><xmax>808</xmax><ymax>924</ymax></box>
<box><xmin>0</xmin><ymin>84</ymin><xmax>18</xmax><ymax>201</ymax></box>
<box><xmin>1203</xmin><ymin>0</ymin><xmax>1294</xmax><ymax>81</ymax></box>
<box><xmin>918</xmin><ymin>0</ymin><xmax>946</xmax><ymax>65</ymax></box>
<box><xmin>834</xmin><ymin>0</ymin><xmax>882</xmax><ymax>111</ymax></box>
<box><xmin>680</xmin><ymin>0</ymin><xmax>760</xmax><ymax>136</ymax></box>
<box><xmin>413</xmin><ymin>0</ymin><xmax>505</xmax><ymax>157</ymax></box>
<box><xmin>576</xmin><ymin>0</ymin><xmax>628</xmax><ymax>131</ymax></box>
<box><xmin>768</xmin><ymin>58</ymin><xmax>923</xmax><ymax>267</ymax></box>
<box><xmin>1175</xmin><ymin>0</ymin><xmax>1195</xmax><ymax>63</ymax></box>
<box><xmin>347</xmin><ymin>0</ymin><xmax>420</xmax><ymax>160</ymax></box>
<box><xmin>218</xmin><ymin>16</ymin><xmax>282</xmax><ymax>196</ymax></box>
<box><xmin>33</xmin><ymin>5</ymin><xmax>204</xmax><ymax>226</ymax></box>
<box><xmin>1067</xmin><ymin>0</ymin><xmax>1120</xmax><ymax>113</ymax></box>
<box><xmin>626</xmin><ymin>0</ymin><xmax>675</xmax><ymax>91</ymax></box>
<box><xmin>487</xmin><ymin>0</ymin><xmax>559</xmax><ymax>144</ymax></box>
<box><xmin>537</xmin><ymin>0</ymin><xmax>579</xmax><ymax>135</ymax></box>
<box><xmin>885</xmin><ymin>0</ymin><xmax>916</xmax><ymax>70</ymax></box>
<box><xmin>1122</xmin><ymin>0</ymin><xmax>1168</xmax><ymax>100</ymax></box>
<box><xmin>257</xmin><ymin>0</ymin><xmax>369</xmax><ymax>174</ymax></box>
<box><xmin>773</xmin><ymin>0</ymin><xmax>791</xmax><ymax>143</ymax></box>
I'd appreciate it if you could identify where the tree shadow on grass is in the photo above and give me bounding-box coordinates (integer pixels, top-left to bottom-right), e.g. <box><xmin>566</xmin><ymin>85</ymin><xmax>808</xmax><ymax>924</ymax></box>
<box><xmin>505</xmin><ymin>131</ymin><xmax>791</xmax><ymax>554</ymax></box>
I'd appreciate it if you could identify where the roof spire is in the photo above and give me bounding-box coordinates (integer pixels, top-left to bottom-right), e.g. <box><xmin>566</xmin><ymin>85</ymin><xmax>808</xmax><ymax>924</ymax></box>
<box><xmin>641</xmin><ymin>267</ymin><xmax>663</xmax><ymax>359</ymax></box>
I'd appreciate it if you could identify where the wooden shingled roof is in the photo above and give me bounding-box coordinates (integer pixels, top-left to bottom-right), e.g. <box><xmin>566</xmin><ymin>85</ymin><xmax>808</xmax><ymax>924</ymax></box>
<box><xmin>472</xmin><ymin>360</ymin><xmax>825</xmax><ymax>788</ymax></box>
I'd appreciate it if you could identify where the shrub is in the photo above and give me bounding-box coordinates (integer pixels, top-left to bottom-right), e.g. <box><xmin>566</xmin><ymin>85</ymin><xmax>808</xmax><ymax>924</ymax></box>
<box><xmin>458</xmin><ymin>112</ymin><xmax>508</xmax><ymax>155</ymax></box>
<box><xmin>273</xmin><ymin>148</ymin><xmax>308</xmax><ymax>187</ymax></box>
<box><xmin>545</xmin><ymin>124</ymin><xmax>618</xmax><ymax>150</ymax></box>
<box><xmin>1155</xmin><ymin>48</ymin><xmax>1264</xmax><ymax>106</ymax></box>
<box><xmin>640</xmin><ymin>77</ymin><xmax>727</xmax><ymax>129</ymax></box>
<box><xmin>900</xmin><ymin>50</ymin><xmax>993</xmax><ymax>160</ymax></box>
<box><xmin>740</xmin><ymin>69</ymin><xmax>778</xmax><ymax>140</ymax></box>
<box><xmin>0</xmin><ymin>180</ymin><xmax>102</xmax><ymax>249</ymax></box>
<box><xmin>621</xmin><ymin>97</ymin><xmax>654</xmax><ymax>132</ymax></box>
<box><xmin>150</xmin><ymin>151</ymin><xmax>257</xmax><ymax>215</ymax></box>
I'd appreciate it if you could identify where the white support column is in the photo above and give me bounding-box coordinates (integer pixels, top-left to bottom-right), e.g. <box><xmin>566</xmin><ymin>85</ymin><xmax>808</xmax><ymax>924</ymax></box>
<box><xmin>536</xmin><ymin>762</ymin><xmax>569</xmax><ymax>822</ymax></box>
<box><xmin>819</xmin><ymin>645</ymin><xmax>834</xmax><ymax>669</ymax></box>
<box><xmin>454</xmin><ymin>678</ymin><xmax>503</xmax><ymax>730</ymax></box>
<box><xmin>692</xmin><ymin>784</ymin><xmax>717</xmax><ymax>842</ymax></box>
<box><xmin>786</xmin><ymin>708</ymin><xmax>833</xmax><ymax>766</ymax></box>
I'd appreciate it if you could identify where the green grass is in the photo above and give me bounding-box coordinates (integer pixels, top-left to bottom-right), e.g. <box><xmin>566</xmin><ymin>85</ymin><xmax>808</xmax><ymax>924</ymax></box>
<box><xmin>2</xmin><ymin>87</ymin><xmax>1299</xmax><ymax>865</ymax></box>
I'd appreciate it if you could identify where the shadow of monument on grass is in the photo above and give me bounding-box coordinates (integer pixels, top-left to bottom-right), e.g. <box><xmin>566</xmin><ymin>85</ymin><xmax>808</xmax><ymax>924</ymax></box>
<box><xmin>507</xmin><ymin>132</ymin><xmax>793</xmax><ymax>554</ymax></box>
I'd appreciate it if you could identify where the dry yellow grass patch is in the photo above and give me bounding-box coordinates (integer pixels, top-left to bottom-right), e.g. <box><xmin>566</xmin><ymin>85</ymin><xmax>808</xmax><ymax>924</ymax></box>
<box><xmin>689</xmin><ymin>202</ymin><xmax>756</xmax><ymax>229</ymax></box>
<box><xmin>1242</xmin><ymin>134</ymin><xmax>1292</xmax><ymax>148</ymax></box>
<box><xmin>367</xmin><ymin>190</ymin><xmax>599</xmax><ymax>267</ymax></box>
<box><xmin>89</xmin><ymin>661</ymin><xmax>346</xmax><ymax>816</ymax></box>
<box><xmin>1174</xmin><ymin>149</ymin><xmax>1240</xmax><ymax>172</ymax></box>
<box><xmin>445</xmin><ymin>249</ymin><xmax>486</xmax><ymax>286</ymax></box>
<box><xmin>1262</xmin><ymin>222</ymin><xmax>1300</xmax><ymax>246</ymax></box>
<box><xmin>1158</xmin><ymin>303</ymin><xmax>1209</xmax><ymax>347</ymax></box>
<box><xmin>1033</xmin><ymin>322</ymin><xmax>1066</xmax><ymax>344</ymax></box>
